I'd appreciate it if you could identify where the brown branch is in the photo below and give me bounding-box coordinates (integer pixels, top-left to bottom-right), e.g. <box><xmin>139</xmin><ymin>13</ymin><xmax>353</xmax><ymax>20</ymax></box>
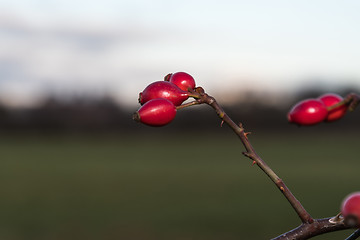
<box><xmin>272</xmin><ymin>217</ymin><xmax>352</xmax><ymax>240</ymax></box>
<box><xmin>190</xmin><ymin>89</ymin><xmax>313</xmax><ymax>224</ymax></box>
<box><xmin>178</xmin><ymin>89</ymin><xmax>359</xmax><ymax>239</ymax></box>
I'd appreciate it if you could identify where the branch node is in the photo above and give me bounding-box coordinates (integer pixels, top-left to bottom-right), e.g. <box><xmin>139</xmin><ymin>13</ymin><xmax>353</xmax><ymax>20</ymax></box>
<box><xmin>242</xmin><ymin>151</ymin><xmax>252</xmax><ymax>158</ymax></box>
<box><xmin>243</xmin><ymin>152</ymin><xmax>256</xmax><ymax>165</ymax></box>
<box><xmin>195</xmin><ymin>86</ymin><xmax>205</xmax><ymax>94</ymax></box>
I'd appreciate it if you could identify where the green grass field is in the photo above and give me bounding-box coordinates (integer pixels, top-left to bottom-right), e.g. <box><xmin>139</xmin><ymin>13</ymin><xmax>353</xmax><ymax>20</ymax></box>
<box><xmin>0</xmin><ymin>130</ymin><xmax>359</xmax><ymax>240</ymax></box>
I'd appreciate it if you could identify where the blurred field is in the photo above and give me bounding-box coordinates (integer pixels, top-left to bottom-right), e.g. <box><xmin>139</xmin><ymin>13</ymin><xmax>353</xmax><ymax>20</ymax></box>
<box><xmin>0</xmin><ymin>129</ymin><xmax>359</xmax><ymax>240</ymax></box>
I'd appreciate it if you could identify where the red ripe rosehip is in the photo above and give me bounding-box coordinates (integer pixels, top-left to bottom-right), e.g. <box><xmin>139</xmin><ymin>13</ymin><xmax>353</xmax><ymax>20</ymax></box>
<box><xmin>288</xmin><ymin>99</ymin><xmax>328</xmax><ymax>126</ymax></box>
<box><xmin>318</xmin><ymin>93</ymin><xmax>347</xmax><ymax>122</ymax></box>
<box><xmin>133</xmin><ymin>98</ymin><xmax>176</xmax><ymax>127</ymax></box>
<box><xmin>341</xmin><ymin>192</ymin><xmax>360</xmax><ymax>227</ymax></box>
<box><xmin>166</xmin><ymin>72</ymin><xmax>196</xmax><ymax>91</ymax></box>
<box><xmin>139</xmin><ymin>81</ymin><xmax>189</xmax><ymax>106</ymax></box>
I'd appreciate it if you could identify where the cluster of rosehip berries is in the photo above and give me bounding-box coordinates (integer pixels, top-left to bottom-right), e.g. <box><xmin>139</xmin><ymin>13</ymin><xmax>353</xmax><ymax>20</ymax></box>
<box><xmin>288</xmin><ymin>93</ymin><xmax>348</xmax><ymax>126</ymax></box>
<box><xmin>133</xmin><ymin>72</ymin><xmax>196</xmax><ymax>126</ymax></box>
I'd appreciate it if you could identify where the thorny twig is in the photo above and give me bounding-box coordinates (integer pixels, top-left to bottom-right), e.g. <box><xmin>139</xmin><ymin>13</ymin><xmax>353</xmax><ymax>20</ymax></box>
<box><xmin>181</xmin><ymin>88</ymin><xmax>359</xmax><ymax>239</ymax></box>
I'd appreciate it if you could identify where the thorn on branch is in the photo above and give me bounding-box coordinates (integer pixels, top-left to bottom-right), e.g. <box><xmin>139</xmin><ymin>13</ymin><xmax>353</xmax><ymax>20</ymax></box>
<box><xmin>244</xmin><ymin>132</ymin><xmax>251</xmax><ymax>139</ymax></box>
<box><xmin>220</xmin><ymin>120</ymin><xmax>224</xmax><ymax>127</ymax></box>
<box><xmin>329</xmin><ymin>212</ymin><xmax>343</xmax><ymax>224</ymax></box>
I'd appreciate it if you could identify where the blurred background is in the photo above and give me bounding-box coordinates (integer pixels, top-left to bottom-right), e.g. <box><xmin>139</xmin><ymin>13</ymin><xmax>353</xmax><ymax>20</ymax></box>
<box><xmin>0</xmin><ymin>0</ymin><xmax>360</xmax><ymax>239</ymax></box>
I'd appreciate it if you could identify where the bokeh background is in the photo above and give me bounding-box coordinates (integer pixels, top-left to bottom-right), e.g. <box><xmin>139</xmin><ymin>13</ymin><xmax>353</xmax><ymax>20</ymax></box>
<box><xmin>0</xmin><ymin>1</ymin><xmax>360</xmax><ymax>239</ymax></box>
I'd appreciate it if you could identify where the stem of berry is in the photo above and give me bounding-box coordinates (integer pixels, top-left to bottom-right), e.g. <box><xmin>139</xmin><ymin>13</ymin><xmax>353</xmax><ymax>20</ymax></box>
<box><xmin>176</xmin><ymin>101</ymin><xmax>200</xmax><ymax>110</ymax></box>
<box><xmin>187</xmin><ymin>88</ymin><xmax>314</xmax><ymax>224</ymax></box>
<box><xmin>327</xmin><ymin>93</ymin><xmax>360</xmax><ymax>112</ymax></box>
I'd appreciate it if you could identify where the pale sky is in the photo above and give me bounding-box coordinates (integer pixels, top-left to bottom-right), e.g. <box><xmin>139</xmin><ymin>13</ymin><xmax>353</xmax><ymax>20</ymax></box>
<box><xmin>0</xmin><ymin>0</ymin><xmax>360</xmax><ymax>107</ymax></box>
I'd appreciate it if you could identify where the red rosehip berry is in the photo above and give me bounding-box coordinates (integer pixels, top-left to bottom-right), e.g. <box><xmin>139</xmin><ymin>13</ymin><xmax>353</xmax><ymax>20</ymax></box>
<box><xmin>165</xmin><ymin>72</ymin><xmax>196</xmax><ymax>91</ymax></box>
<box><xmin>287</xmin><ymin>99</ymin><xmax>328</xmax><ymax>126</ymax></box>
<box><xmin>341</xmin><ymin>192</ymin><xmax>360</xmax><ymax>227</ymax></box>
<box><xmin>133</xmin><ymin>98</ymin><xmax>176</xmax><ymax>127</ymax></box>
<box><xmin>139</xmin><ymin>81</ymin><xmax>189</xmax><ymax>106</ymax></box>
<box><xmin>318</xmin><ymin>93</ymin><xmax>347</xmax><ymax>122</ymax></box>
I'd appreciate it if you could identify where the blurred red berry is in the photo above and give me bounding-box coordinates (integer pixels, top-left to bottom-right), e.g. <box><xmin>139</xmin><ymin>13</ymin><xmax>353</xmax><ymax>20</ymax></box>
<box><xmin>288</xmin><ymin>99</ymin><xmax>328</xmax><ymax>126</ymax></box>
<box><xmin>133</xmin><ymin>98</ymin><xmax>176</xmax><ymax>127</ymax></box>
<box><xmin>166</xmin><ymin>72</ymin><xmax>196</xmax><ymax>91</ymax></box>
<box><xmin>341</xmin><ymin>192</ymin><xmax>360</xmax><ymax>227</ymax></box>
<box><xmin>139</xmin><ymin>81</ymin><xmax>189</xmax><ymax>106</ymax></box>
<box><xmin>318</xmin><ymin>93</ymin><xmax>347</xmax><ymax>122</ymax></box>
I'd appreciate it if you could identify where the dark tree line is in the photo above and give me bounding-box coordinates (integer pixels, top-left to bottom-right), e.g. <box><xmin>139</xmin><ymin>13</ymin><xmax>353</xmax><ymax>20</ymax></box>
<box><xmin>0</xmin><ymin>88</ymin><xmax>359</xmax><ymax>134</ymax></box>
